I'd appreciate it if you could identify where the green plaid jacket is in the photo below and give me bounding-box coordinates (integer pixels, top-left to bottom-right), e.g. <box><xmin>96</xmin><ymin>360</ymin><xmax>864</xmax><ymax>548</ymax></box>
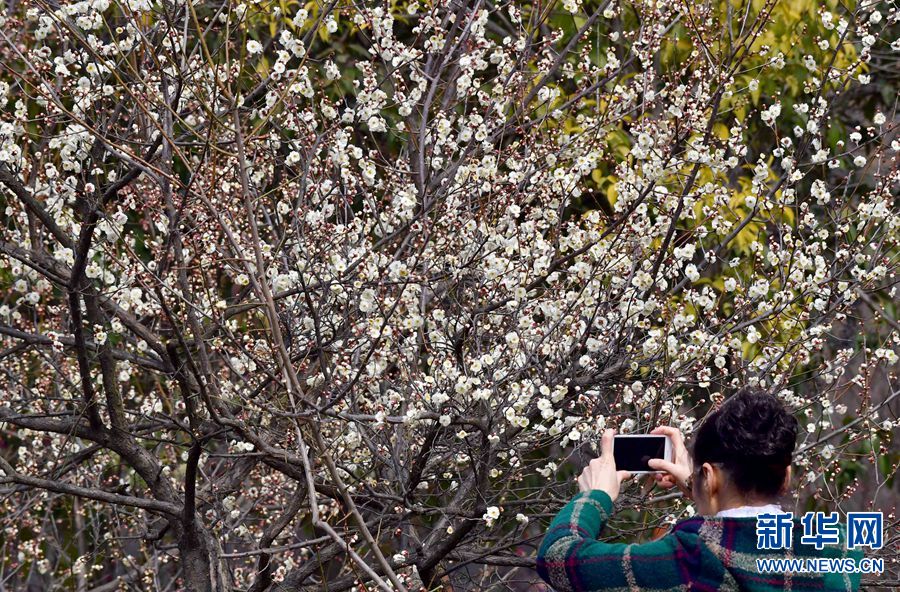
<box><xmin>536</xmin><ymin>490</ymin><xmax>864</xmax><ymax>592</ymax></box>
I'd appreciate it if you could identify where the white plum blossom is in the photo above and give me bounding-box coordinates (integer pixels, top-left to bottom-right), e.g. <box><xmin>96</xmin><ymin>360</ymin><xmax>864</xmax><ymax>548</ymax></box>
<box><xmin>760</xmin><ymin>102</ymin><xmax>782</xmax><ymax>126</ymax></box>
<box><xmin>246</xmin><ymin>39</ymin><xmax>263</xmax><ymax>54</ymax></box>
<box><xmin>482</xmin><ymin>506</ymin><xmax>501</xmax><ymax>526</ymax></box>
<box><xmin>684</xmin><ymin>264</ymin><xmax>700</xmax><ymax>283</ymax></box>
<box><xmin>324</xmin><ymin>60</ymin><xmax>340</xmax><ymax>81</ymax></box>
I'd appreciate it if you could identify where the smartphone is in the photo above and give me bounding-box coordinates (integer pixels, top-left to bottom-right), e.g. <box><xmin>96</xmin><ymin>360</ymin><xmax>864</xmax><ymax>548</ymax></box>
<box><xmin>612</xmin><ymin>434</ymin><xmax>671</xmax><ymax>474</ymax></box>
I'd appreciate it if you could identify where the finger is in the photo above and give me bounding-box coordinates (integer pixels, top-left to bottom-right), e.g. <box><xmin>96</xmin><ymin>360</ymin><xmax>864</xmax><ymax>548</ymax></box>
<box><xmin>600</xmin><ymin>428</ymin><xmax>615</xmax><ymax>458</ymax></box>
<box><xmin>654</xmin><ymin>474</ymin><xmax>674</xmax><ymax>488</ymax></box>
<box><xmin>579</xmin><ymin>469</ymin><xmax>590</xmax><ymax>488</ymax></box>
<box><xmin>650</xmin><ymin>426</ymin><xmax>685</xmax><ymax>450</ymax></box>
<box><xmin>647</xmin><ymin>458</ymin><xmax>679</xmax><ymax>474</ymax></box>
<box><xmin>616</xmin><ymin>470</ymin><xmax>632</xmax><ymax>483</ymax></box>
<box><xmin>580</xmin><ymin>465</ymin><xmax>592</xmax><ymax>484</ymax></box>
<box><xmin>578</xmin><ymin>474</ymin><xmax>587</xmax><ymax>492</ymax></box>
<box><xmin>650</xmin><ymin>425</ymin><xmax>680</xmax><ymax>438</ymax></box>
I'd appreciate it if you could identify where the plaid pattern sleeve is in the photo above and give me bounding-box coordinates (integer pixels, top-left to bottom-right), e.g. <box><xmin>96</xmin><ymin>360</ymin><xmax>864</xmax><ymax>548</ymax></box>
<box><xmin>536</xmin><ymin>490</ymin><xmax>692</xmax><ymax>592</ymax></box>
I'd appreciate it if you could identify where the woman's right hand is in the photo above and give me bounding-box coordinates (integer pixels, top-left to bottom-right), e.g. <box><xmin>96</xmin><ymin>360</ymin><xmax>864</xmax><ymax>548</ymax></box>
<box><xmin>647</xmin><ymin>426</ymin><xmax>694</xmax><ymax>499</ymax></box>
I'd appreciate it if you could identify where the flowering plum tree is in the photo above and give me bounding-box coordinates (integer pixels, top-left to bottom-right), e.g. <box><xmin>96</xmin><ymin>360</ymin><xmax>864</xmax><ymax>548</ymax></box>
<box><xmin>0</xmin><ymin>0</ymin><xmax>898</xmax><ymax>590</ymax></box>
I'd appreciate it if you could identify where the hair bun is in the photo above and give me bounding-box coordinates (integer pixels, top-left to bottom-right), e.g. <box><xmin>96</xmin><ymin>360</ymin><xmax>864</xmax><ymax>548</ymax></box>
<box><xmin>692</xmin><ymin>387</ymin><xmax>799</xmax><ymax>497</ymax></box>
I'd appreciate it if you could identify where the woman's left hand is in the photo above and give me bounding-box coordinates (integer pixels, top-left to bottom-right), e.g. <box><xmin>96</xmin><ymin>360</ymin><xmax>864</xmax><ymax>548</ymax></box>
<box><xmin>577</xmin><ymin>428</ymin><xmax>633</xmax><ymax>501</ymax></box>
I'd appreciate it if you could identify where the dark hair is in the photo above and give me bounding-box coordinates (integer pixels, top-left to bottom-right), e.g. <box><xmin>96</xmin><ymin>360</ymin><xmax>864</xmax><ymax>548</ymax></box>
<box><xmin>691</xmin><ymin>387</ymin><xmax>799</xmax><ymax>498</ymax></box>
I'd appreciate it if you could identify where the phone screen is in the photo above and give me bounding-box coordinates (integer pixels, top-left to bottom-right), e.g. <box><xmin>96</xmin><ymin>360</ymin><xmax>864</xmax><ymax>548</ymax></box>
<box><xmin>613</xmin><ymin>435</ymin><xmax>667</xmax><ymax>472</ymax></box>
